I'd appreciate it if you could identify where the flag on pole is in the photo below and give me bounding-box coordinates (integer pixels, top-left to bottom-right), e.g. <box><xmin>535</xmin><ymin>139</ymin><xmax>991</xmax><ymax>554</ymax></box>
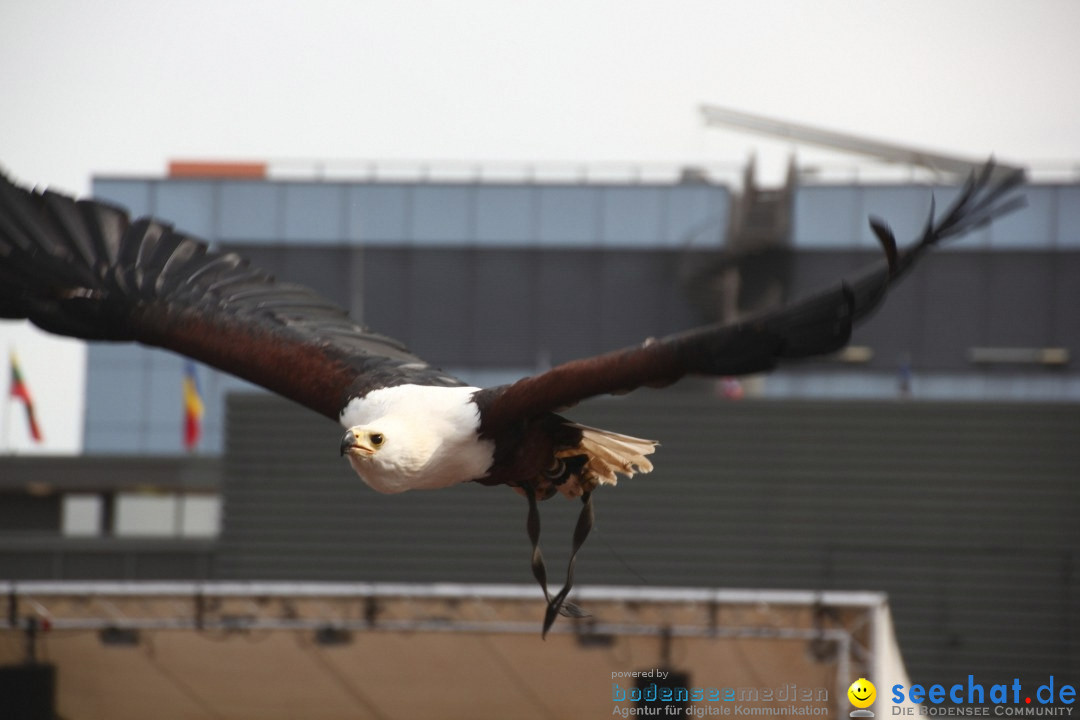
<box><xmin>9</xmin><ymin>351</ymin><xmax>43</xmax><ymax>442</ymax></box>
<box><xmin>182</xmin><ymin>361</ymin><xmax>204</xmax><ymax>451</ymax></box>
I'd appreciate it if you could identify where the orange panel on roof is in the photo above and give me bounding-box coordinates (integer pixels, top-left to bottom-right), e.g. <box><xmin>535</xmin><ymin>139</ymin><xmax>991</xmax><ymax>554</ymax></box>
<box><xmin>168</xmin><ymin>160</ymin><xmax>267</xmax><ymax>179</ymax></box>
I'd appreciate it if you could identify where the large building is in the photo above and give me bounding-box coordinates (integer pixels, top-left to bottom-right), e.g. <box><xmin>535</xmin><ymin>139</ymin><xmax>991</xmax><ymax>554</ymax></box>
<box><xmin>2</xmin><ymin>160</ymin><xmax>1078</xmax><ymax>710</ymax></box>
<box><xmin>80</xmin><ymin>161</ymin><xmax>1080</xmax><ymax>454</ymax></box>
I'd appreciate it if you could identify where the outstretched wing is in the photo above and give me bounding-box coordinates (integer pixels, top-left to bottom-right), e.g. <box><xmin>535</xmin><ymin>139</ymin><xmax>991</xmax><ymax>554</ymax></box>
<box><xmin>474</xmin><ymin>161</ymin><xmax>1025</xmax><ymax>433</ymax></box>
<box><xmin>0</xmin><ymin>175</ymin><xmax>463</xmax><ymax>422</ymax></box>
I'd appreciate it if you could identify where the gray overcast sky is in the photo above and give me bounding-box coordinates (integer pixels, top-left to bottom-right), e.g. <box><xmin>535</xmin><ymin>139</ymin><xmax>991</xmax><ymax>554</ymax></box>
<box><xmin>1</xmin><ymin>0</ymin><xmax>1078</xmax><ymax>453</ymax></box>
<box><xmin>3</xmin><ymin>0</ymin><xmax>1079</xmax><ymax>194</ymax></box>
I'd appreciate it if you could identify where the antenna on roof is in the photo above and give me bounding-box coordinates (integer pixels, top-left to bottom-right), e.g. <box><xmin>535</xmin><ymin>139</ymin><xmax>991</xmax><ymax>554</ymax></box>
<box><xmin>700</xmin><ymin>104</ymin><xmax>1024</xmax><ymax>181</ymax></box>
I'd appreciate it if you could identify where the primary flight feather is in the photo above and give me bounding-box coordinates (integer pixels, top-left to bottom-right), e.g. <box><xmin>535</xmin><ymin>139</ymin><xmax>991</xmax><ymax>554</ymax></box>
<box><xmin>0</xmin><ymin>161</ymin><xmax>1024</xmax><ymax>634</ymax></box>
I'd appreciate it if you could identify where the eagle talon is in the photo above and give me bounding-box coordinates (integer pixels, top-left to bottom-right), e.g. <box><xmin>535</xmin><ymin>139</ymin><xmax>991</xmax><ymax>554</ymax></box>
<box><xmin>559</xmin><ymin>601</ymin><xmax>590</xmax><ymax>619</ymax></box>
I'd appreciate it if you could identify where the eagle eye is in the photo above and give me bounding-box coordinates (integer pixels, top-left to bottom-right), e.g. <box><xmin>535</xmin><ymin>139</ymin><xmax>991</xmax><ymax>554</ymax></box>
<box><xmin>369</xmin><ymin>432</ymin><xmax>385</xmax><ymax>447</ymax></box>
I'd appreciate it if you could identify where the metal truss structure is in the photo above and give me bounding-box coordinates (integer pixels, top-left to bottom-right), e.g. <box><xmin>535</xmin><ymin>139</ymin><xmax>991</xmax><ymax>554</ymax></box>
<box><xmin>3</xmin><ymin>581</ymin><xmax>884</xmax><ymax>702</ymax></box>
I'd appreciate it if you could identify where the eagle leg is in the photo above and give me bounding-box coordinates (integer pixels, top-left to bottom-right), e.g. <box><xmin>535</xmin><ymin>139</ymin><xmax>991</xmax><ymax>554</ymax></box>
<box><xmin>524</xmin><ymin>484</ymin><xmax>594</xmax><ymax>638</ymax></box>
<box><xmin>543</xmin><ymin>453</ymin><xmax>589</xmax><ymax>487</ymax></box>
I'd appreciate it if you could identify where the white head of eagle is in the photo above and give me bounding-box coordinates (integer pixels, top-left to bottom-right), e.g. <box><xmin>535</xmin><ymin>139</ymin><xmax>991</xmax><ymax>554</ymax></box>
<box><xmin>338</xmin><ymin>384</ymin><xmax>496</xmax><ymax>494</ymax></box>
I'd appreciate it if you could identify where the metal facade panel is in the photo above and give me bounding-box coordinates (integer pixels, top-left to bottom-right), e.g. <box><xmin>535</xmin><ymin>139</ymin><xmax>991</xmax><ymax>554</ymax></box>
<box><xmin>55</xmin><ymin>552</ymin><xmax>129</xmax><ymax>579</ymax></box>
<box><xmin>893</xmin><ymin>253</ymin><xmax>984</xmax><ymax>369</ymax></box>
<box><xmin>0</xmin><ymin>456</ymin><xmax>220</xmax><ymax>493</ymax></box>
<box><xmin>596</xmin><ymin>251</ymin><xmax>684</xmax><ymax>351</ymax></box>
<box><xmin>988</xmin><ymin>185</ymin><xmax>1056</xmax><ymax>248</ymax></box>
<box><xmin>536</xmin><ymin>186</ymin><xmax>600</xmax><ymax>245</ymax></box>
<box><xmin>356</xmin><ymin>248</ymin><xmax>704</xmax><ymax>369</ymax></box>
<box><xmin>793</xmin><ymin>184</ymin><xmax>1006</xmax><ymax>250</ymax></box>
<box><xmin>358</xmin><ymin>248</ymin><xmax>413</xmax><ymax>340</ymax></box>
<box><xmin>154</xmin><ymin>180</ymin><xmax>217</xmax><ymax>239</ymax></box>
<box><xmin>218</xmin><ymin>393</ymin><xmax>1080</xmax><ymax>680</ymax></box>
<box><xmin>600</xmin><ymin>187</ymin><xmax>666</xmax><ymax>246</ymax></box>
<box><xmin>217</xmin><ymin>181</ymin><xmax>280</xmax><ymax>241</ymax></box>
<box><xmin>226</xmin><ymin>244</ymin><xmax>354</xmax><ymax>309</ymax></box>
<box><xmin>0</xmin><ymin>495</ymin><xmax>60</xmax><ymax>532</ymax></box>
<box><xmin>146</xmin><ymin>353</ymin><xmax>189</xmax><ymax>435</ymax></box>
<box><xmin>83</xmin><ymin>343</ymin><xmax>254</xmax><ymax>455</ymax></box>
<box><xmin>534</xmin><ymin>250</ymin><xmax>607</xmax><ymax>364</ymax></box>
<box><xmin>282</xmin><ymin>182</ymin><xmax>345</xmax><ymax>242</ymax></box>
<box><xmin>93</xmin><ymin>177</ymin><xmax>733</xmax><ymax>250</ymax></box>
<box><xmin>90</xmin><ymin>176</ymin><xmax>1067</xmax><ymax>253</ymax></box>
<box><xmin>0</xmin><ymin>539</ymin><xmax>217</xmax><ymax>581</ymax></box>
<box><xmin>405</xmin><ymin>249</ymin><xmax>475</xmax><ymax>365</ymax></box>
<box><xmin>664</xmin><ymin>185</ymin><xmax>730</xmax><ymax>247</ymax></box>
<box><xmin>1054</xmin><ymin>253</ymin><xmax>1080</xmax><ymax>350</ymax></box>
<box><xmin>347</xmin><ymin>185</ymin><xmax>411</xmax><ymax>245</ymax></box>
<box><xmin>217</xmin><ymin>395</ymin><xmax>541</xmax><ymax>584</ymax></box>
<box><xmin>982</xmin><ymin>253</ymin><xmax>1056</xmax><ymax>346</ymax></box>
<box><xmin>92</xmin><ymin>179</ymin><xmax>152</xmax><ymax>218</ymax></box>
<box><xmin>1057</xmin><ymin>185</ymin><xmax>1080</xmax><ymax>247</ymax></box>
<box><xmin>859</xmin><ymin>185</ymin><xmax>937</xmax><ymax>249</ymax></box>
<box><xmin>474</xmin><ymin>186</ymin><xmax>534</xmax><ymax>244</ymax></box>
<box><xmin>411</xmin><ymin>185</ymin><xmax>473</xmax><ymax>244</ymax></box>
<box><xmin>792</xmin><ymin>186</ymin><xmax>861</xmax><ymax>247</ymax></box>
<box><xmin>468</xmin><ymin>249</ymin><xmax>539</xmax><ymax>366</ymax></box>
<box><xmin>84</xmin><ymin>345</ymin><xmax>146</xmax><ymax>451</ymax></box>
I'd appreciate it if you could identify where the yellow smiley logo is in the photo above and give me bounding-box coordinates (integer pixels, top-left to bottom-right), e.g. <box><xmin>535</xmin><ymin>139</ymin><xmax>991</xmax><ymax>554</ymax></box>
<box><xmin>848</xmin><ymin>678</ymin><xmax>876</xmax><ymax>708</ymax></box>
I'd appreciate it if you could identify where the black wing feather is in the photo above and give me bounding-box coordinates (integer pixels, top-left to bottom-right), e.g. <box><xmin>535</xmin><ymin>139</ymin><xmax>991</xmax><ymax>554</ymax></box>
<box><xmin>0</xmin><ymin>175</ymin><xmax>463</xmax><ymax>422</ymax></box>
<box><xmin>475</xmin><ymin>161</ymin><xmax>1025</xmax><ymax>434</ymax></box>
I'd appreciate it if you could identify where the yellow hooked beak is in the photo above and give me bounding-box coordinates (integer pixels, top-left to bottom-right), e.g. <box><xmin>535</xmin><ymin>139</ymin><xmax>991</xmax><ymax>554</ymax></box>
<box><xmin>339</xmin><ymin>429</ymin><xmax>384</xmax><ymax>457</ymax></box>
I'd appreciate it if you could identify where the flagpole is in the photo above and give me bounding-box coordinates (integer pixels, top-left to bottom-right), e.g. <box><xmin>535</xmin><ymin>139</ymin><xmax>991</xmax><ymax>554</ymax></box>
<box><xmin>3</xmin><ymin>345</ymin><xmax>12</xmax><ymax>454</ymax></box>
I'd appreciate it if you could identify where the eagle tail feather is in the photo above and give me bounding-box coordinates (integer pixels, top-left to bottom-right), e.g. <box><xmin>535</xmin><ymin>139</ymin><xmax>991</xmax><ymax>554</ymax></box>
<box><xmin>556</xmin><ymin>423</ymin><xmax>656</xmax><ymax>497</ymax></box>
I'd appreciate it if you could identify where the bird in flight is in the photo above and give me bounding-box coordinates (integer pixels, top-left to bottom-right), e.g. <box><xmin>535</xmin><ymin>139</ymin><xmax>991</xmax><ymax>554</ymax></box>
<box><xmin>0</xmin><ymin>162</ymin><xmax>1023</xmax><ymax>635</ymax></box>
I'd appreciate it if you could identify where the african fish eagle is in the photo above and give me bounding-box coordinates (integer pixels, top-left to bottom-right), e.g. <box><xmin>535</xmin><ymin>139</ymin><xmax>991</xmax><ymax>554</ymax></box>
<box><xmin>0</xmin><ymin>162</ymin><xmax>1024</xmax><ymax>635</ymax></box>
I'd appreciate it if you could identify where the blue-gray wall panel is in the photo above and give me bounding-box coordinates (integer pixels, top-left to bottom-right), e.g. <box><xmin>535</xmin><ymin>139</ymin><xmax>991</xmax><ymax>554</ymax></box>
<box><xmin>411</xmin><ymin>186</ymin><xmax>472</xmax><ymax>244</ymax></box>
<box><xmin>794</xmin><ymin>185</ymin><xmax>1000</xmax><ymax>250</ymax></box>
<box><xmin>474</xmin><ymin>186</ymin><xmax>533</xmax><ymax>244</ymax></box>
<box><xmin>154</xmin><ymin>181</ymin><xmax>217</xmax><ymax>239</ymax></box>
<box><xmin>537</xmin><ymin>186</ymin><xmax>599</xmax><ymax>245</ymax></box>
<box><xmin>283</xmin><ymin>182</ymin><xmax>345</xmax><ymax>242</ymax></box>
<box><xmin>793</xmin><ymin>186</ymin><xmax>861</xmax><ymax>247</ymax></box>
<box><xmin>146</xmin><ymin>357</ymin><xmax>189</xmax><ymax>442</ymax></box>
<box><xmin>217</xmin><ymin>182</ymin><xmax>280</xmax><ymax>241</ymax></box>
<box><xmin>665</xmin><ymin>185</ymin><xmax>729</xmax><ymax>247</ymax></box>
<box><xmin>93</xmin><ymin>179</ymin><xmax>152</xmax><ymax>218</ymax></box>
<box><xmin>601</xmin><ymin>187</ymin><xmax>665</xmax><ymax>246</ymax></box>
<box><xmin>989</xmin><ymin>185</ymin><xmax>1054</xmax><ymax>248</ymax></box>
<box><xmin>85</xmin><ymin>360</ymin><xmax>147</xmax><ymax>418</ymax></box>
<box><xmin>860</xmin><ymin>185</ymin><xmax>938</xmax><ymax>249</ymax></box>
<box><xmin>84</xmin><ymin>344</ymin><xmax>242</xmax><ymax>455</ymax></box>
<box><xmin>1057</xmin><ymin>186</ymin><xmax>1080</xmax><ymax>247</ymax></box>
<box><xmin>347</xmin><ymin>185</ymin><xmax>410</xmax><ymax>245</ymax></box>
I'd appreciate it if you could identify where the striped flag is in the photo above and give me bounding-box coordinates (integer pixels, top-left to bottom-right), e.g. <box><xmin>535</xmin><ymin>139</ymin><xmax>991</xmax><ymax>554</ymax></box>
<box><xmin>9</xmin><ymin>352</ymin><xmax>43</xmax><ymax>442</ymax></box>
<box><xmin>182</xmin><ymin>361</ymin><xmax>204</xmax><ymax>451</ymax></box>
